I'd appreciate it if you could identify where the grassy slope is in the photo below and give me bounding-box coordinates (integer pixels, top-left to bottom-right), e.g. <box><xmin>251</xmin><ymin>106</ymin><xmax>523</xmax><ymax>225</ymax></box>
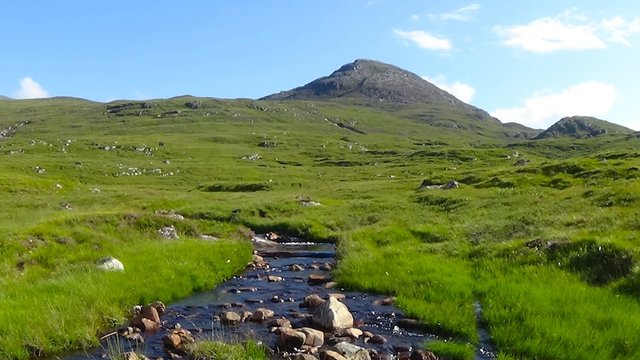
<box><xmin>1</xmin><ymin>98</ymin><xmax>640</xmax><ymax>359</ymax></box>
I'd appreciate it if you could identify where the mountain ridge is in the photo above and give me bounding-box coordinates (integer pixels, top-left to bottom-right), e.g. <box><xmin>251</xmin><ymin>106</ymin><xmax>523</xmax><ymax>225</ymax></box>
<box><xmin>535</xmin><ymin>116</ymin><xmax>633</xmax><ymax>140</ymax></box>
<box><xmin>262</xmin><ymin>59</ymin><xmax>501</xmax><ymax>124</ymax></box>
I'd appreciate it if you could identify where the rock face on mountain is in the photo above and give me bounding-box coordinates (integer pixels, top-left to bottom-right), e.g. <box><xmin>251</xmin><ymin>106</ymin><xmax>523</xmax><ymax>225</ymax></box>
<box><xmin>535</xmin><ymin>116</ymin><xmax>633</xmax><ymax>139</ymax></box>
<box><xmin>262</xmin><ymin>59</ymin><xmax>498</xmax><ymax>122</ymax></box>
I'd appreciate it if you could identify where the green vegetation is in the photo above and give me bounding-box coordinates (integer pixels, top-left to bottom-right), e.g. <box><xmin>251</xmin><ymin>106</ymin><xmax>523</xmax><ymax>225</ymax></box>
<box><xmin>186</xmin><ymin>339</ymin><xmax>268</xmax><ymax>360</ymax></box>
<box><xmin>1</xmin><ymin>96</ymin><xmax>640</xmax><ymax>359</ymax></box>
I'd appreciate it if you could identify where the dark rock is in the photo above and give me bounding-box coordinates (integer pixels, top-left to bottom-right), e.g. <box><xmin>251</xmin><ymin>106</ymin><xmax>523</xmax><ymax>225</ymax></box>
<box><xmin>301</xmin><ymin>294</ymin><xmax>326</xmax><ymax>308</ymax></box>
<box><xmin>410</xmin><ymin>350</ymin><xmax>438</xmax><ymax>360</ymax></box>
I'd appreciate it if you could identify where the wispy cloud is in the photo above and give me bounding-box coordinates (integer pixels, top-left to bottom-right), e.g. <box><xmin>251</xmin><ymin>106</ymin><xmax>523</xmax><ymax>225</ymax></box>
<box><xmin>12</xmin><ymin>77</ymin><xmax>49</xmax><ymax>99</ymax></box>
<box><xmin>423</xmin><ymin>75</ymin><xmax>475</xmax><ymax>103</ymax></box>
<box><xmin>601</xmin><ymin>16</ymin><xmax>640</xmax><ymax>46</ymax></box>
<box><xmin>495</xmin><ymin>10</ymin><xmax>640</xmax><ymax>53</ymax></box>
<box><xmin>431</xmin><ymin>4</ymin><xmax>480</xmax><ymax>22</ymax></box>
<box><xmin>364</xmin><ymin>0</ymin><xmax>384</xmax><ymax>8</ymax></box>
<box><xmin>393</xmin><ymin>29</ymin><xmax>452</xmax><ymax>51</ymax></box>
<box><xmin>491</xmin><ymin>81</ymin><xmax>617</xmax><ymax>128</ymax></box>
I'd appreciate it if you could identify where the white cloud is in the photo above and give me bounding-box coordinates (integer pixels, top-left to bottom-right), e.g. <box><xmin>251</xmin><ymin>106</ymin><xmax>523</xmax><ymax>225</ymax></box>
<box><xmin>432</xmin><ymin>3</ymin><xmax>481</xmax><ymax>22</ymax></box>
<box><xmin>490</xmin><ymin>81</ymin><xmax>617</xmax><ymax>128</ymax></box>
<box><xmin>422</xmin><ymin>75</ymin><xmax>475</xmax><ymax>103</ymax></box>
<box><xmin>601</xmin><ymin>16</ymin><xmax>640</xmax><ymax>46</ymax></box>
<box><xmin>495</xmin><ymin>10</ymin><xmax>640</xmax><ymax>53</ymax></box>
<box><xmin>393</xmin><ymin>29</ymin><xmax>452</xmax><ymax>51</ymax></box>
<box><xmin>12</xmin><ymin>77</ymin><xmax>49</xmax><ymax>99</ymax></box>
<box><xmin>410</xmin><ymin>14</ymin><xmax>421</xmax><ymax>22</ymax></box>
<box><xmin>494</xmin><ymin>17</ymin><xmax>605</xmax><ymax>53</ymax></box>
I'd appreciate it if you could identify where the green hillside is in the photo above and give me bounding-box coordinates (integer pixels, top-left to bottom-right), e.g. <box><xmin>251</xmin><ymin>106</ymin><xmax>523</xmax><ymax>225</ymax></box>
<box><xmin>1</xmin><ymin>88</ymin><xmax>640</xmax><ymax>360</ymax></box>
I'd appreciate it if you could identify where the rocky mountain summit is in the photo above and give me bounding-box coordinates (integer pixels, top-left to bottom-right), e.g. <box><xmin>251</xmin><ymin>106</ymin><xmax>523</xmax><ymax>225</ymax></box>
<box><xmin>263</xmin><ymin>59</ymin><xmax>498</xmax><ymax>123</ymax></box>
<box><xmin>535</xmin><ymin>116</ymin><xmax>633</xmax><ymax>139</ymax></box>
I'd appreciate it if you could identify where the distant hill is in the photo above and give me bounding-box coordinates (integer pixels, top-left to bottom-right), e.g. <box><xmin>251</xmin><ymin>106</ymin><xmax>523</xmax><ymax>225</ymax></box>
<box><xmin>262</xmin><ymin>59</ymin><xmax>499</xmax><ymax>123</ymax></box>
<box><xmin>535</xmin><ymin>116</ymin><xmax>633</xmax><ymax>139</ymax></box>
<box><xmin>503</xmin><ymin>122</ymin><xmax>542</xmax><ymax>139</ymax></box>
<box><xmin>0</xmin><ymin>95</ymin><xmax>11</xmax><ymax>100</ymax></box>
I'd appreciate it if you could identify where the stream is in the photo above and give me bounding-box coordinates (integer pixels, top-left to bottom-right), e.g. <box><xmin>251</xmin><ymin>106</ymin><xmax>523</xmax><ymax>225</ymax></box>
<box><xmin>65</xmin><ymin>236</ymin><xmax>496</xmax><ymax>359</ymax></box>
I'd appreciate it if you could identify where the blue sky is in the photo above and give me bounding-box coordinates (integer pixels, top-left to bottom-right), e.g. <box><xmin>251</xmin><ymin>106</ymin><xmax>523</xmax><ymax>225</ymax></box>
<box><xmin>1</xmin><ymin>1</ymin><xmax>639</xmax><ymax>130</ymax></box>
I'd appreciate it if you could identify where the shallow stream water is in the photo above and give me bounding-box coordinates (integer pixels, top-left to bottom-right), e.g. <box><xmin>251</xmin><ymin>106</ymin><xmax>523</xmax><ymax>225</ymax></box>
<box><xmin>65</xmin><ymin>237</ymin><xmax>496</xmax><ymax>359</ymax></box>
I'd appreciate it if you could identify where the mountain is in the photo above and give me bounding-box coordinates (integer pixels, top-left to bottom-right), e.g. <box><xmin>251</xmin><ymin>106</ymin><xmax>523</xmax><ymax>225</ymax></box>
<box><xmin>262</xmin><ymin>59</ymin><xmax>499</xmax><ymax>123</ymax></box>
<box><xmin>0</xmin><ymin>95</ymin><xmax>11</xmax><ymax>100</ymax></box>
<box><xmin>535</xmin><ymin>116</ymin><xmax>633</xmax><ymax>140</ymax></box>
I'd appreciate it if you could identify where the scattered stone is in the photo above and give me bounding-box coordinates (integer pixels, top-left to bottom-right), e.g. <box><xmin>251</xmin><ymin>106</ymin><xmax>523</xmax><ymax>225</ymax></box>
<box><xmin>368</xmin><ymin>335</ymin><xmax>387</xmax><ymax>344</ymax></box>
<box><xmin>277</xmin><ymin>328</ymin><xmax>307</xmax><ymax>352</ymax></box>
<box><xmin>291</xmin><ymin>354</ymin><xmax>318</xmax><ymax>360</ymax></box>
<box><xmin>252</xmin><ymin>308</ymin><xmax>275</xmax><ymax>321</ymax></box>
<box><xmin>290</xmin><ymin>264</ymin><xmax>305</xmax><ymax>271</ymax></box>
<box><xmin>158</xmin><ymin>225</ymin><xmax>179</xmax><ymax>239</ymax></box>
<box><xmin>320</xmin><ymin>350</ymin><xmax>347</xmax><ymax>360</ymax></box>
<box><xmin>242</xmin><ymin>153</ymin><xmax>262</xmax><ymax>161</ymax></box>
<box><xmin>326</xmin><ymin>293</ymin><xmax>345</xmax><ymax>301</ymax></box>
<box><xmin>241</xmin><ymin>311</ymin><xmax>253</xmax><ymax>322</ymax></box>
<box><xmin>334</xmin><ymin>342</ymin><xmax>371</xmax><ymax>360</ymax></box>
<box><xmin>266</xmin><ymin>232</ymin><xmax>280</xmax><ymax>241</ymax></box>
<box><xmin>312</xmin><ymin>297</ymin><xmax>354</xmax><ymax>330</ymax></box>
<box><xmin>320</xmin><ymin>262</ymin><xmax>333</xmax><ymax>271</ymax></box>
<box><xmin>251</xmin><ymin>254</ymin><xmax>269</xmax><ymax>269</ymax></box>
<box><xmin>118</xmin><ymin>327</ymin><xmax>144</xmax><ymax>343</ymax></box>
<box><xmin>220</xmin><ymin>311</ymin><xmax>242</xmax><ymax>325</ymax></box>
<box><xmin>200</xmin><ymin>234</ymin><xmax>219</xmax><ymax>241</ymax></box>
<box><xmin>299</xmin><ymin>199</ymin><xmax>322</xmax><ymax>207</ymax></box>
<box><xmin>342</xmin><ymin>328</ymin><xmax>363</xmax><ymax>339</ymax></box>
<box><xmin>374</xmin><ymin>296</ymin><xmax>397</xmax><ymax>306</ymax></box>
<box><xmin>443</xmin><ymin>180</ymin><xmax>459</xmax><ymax>189</ymax></box>
<box><xmin>514</xmin><ymin>158</ymin><xmax>530</xmax><ymax>166</ymax></box>
<box><xmin>308</xmin><ymin>274</ymin><xmax>329</xmax><ymax>285</ymax></box>
<box><xmin>301</xmin><ymin>294</ymin><xmax>326</xmax><ymax>308</ymax></box>
<box><xmin>96</xmin><ymin>257</ymin><xmax>124</xmax><ymax>271</ymax></box>
<box><xmin>268</xmin><ymin>317</ymin><xmax>292</xmax><ymax>329</ymax></box>
<box><xmin>299</xmin><ymin>327</ymin><xmax>325</xmax><ymax>347</ymax></box>
<box><xmin>162</xmin><ymin>328</ymin><xmax>194</xmax><ymax>352</ymax></box>
<box><xmin>410</xmin><ymin>350</ymin><xmax>438</xmax><ymax>360</ymax></box>
<box><xmin>268</xmin><ymin>275</ymin><xmax>284</xmax><ymax>282</ymax></box>
<box><xmin>324</xmin><ymin>281</ymin><xmax>338</xmax><ymax>289</ymax></box>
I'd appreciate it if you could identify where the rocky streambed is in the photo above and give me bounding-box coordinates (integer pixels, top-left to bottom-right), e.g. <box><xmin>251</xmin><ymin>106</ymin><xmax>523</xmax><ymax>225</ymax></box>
<box><xmin>66</xmin><ymin>235</ymin><xmax>496</xmax><ymax>360</ymax></box>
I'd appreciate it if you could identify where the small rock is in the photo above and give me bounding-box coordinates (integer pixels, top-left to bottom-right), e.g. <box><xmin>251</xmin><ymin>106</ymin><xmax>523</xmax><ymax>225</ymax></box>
<box><xmin>320</xmin><ymin>262</ymin><xmax>333</xmax><ymax>271</ymax></box>
<box><xmin>308</xmin><ymin>274</ymin><xmax>328</xmax><ymax>285</ymax></box>
<box><xmin>252</xmin><ymin>308</ymin><xmax>275</xmax><ymax>321</ymax></box>
<box><xmin>324</xmin><ymin>281</ymin><xmax>338</xmax><ymax>289</ymax></box>
<box><xmin>162</xmin><ymin>328</ymin><xmax>194</xmax><ymax>352</ymax></box>
<box><xmin>277</xmin><ymin>328</ymin><xmax>306</xmax><ymax>352</ymax></box>
<box><xmin>290</xmin><ymin>264</ymin><xmax>305</xmax><ymax>271</ymax></box>
<box><xmin>374</xmin><ymin>296</ymin><xmax>397</xmax><ymax>306</ymax></box>
<box><xmin>96</xmin><ymin>257</ymin><xmax>124</xmax><ymax>271</ymax></box>
<box><xmin>320</xmin><ymin>350</ymin><xmax>347</xmax><ymax>360</ymax></box>
<box><xmin>268</xmin><ymin>275</ymin><xmax>284</xmax><ymax>282</ymax></box>
<box><xmin>220</xmin><ymin>311</ymin><xmax>241</xmax><ymax>325</ymax></box>
<box><xmin>334</xmin><ymin>342</ymin><xmax>371</xmax><ymax>360</ymax></box>
<box><xmin>158</xmin><ymin>225</ymin><xmax>179</xmax><ymax>239</ymax></box>
<box><xmin>268</xmin><ymin>317</ymin><xmax>292</xmax><ymax>328</ymax></box>
<box><xmin>291</xmin><ymin>354</ymin><xmax>318</xmax><ymax>360</ymax></box>
<box><xmin>410</xmin><ymin>350</ymin><xmax>438</xmax><ymax>360</ymax></box>
<box><xmin>299</xmin><ymin>327</ymin><xmax>325</xmax><ymax>347</ymax></box>
<box><xmin>342</xmin><ymin>328</ymin><xmax>363</xmax><ymax>339</ymax></box>
<box><xmin>369</xmin><ymin>335</ymin><xmax>387</xmax><ymax>344</ymax></box>
<box><xmin>301</xmin><ymin>294</ymin><xmax>326</xmax><ymax>308</ymax></box>
<box><xmin>443</xmin><ymin>181</ymin><xmax>459</xmax><ymax>189</ymax></box>
<box><xmin>326</xmin><ymin>293</ymin><xmax>346</xmax><ymax>301</ymax></box>
<box><xmin>240</xmin><ymin>311</ymin><xmax>253</xmax><ymax>322</ymax></box>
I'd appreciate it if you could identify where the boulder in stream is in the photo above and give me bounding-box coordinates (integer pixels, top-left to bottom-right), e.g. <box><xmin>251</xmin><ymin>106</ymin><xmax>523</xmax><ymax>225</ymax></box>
<box><xmin>312</xmin><ymin>296</ymin><xmax>354</xmax><ymax>330</ymax></box>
